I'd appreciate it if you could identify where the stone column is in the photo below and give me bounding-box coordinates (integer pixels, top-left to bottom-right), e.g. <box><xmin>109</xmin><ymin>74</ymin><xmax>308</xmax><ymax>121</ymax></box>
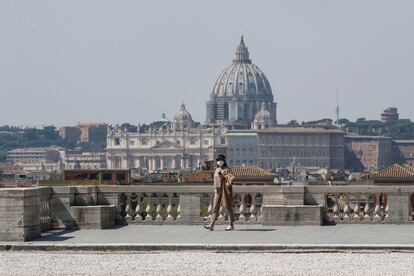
<box><xmin>172</xmin><ymin>157</ymin><xmax>176</xmax><ymax>169</ymax></box>
<box><xmin>160</xmin><ymin>157</ymin><xmax>164</xmax><ymax>170</ymax></box>
<box><xmin>152</xmin><ymin>157</ymin><xmax>157</xmax><ymax>171</ymax></box>
<box><xmin>180</xmin><ymin>158</ymin><xmax>184</xmax><ymax>169</ymax></box>
<box><xmin>147</xmin><ymin>157</ymin><xmax>154</xmax><ymax>171</ymax></box>
<box><xmin>136</xmin><ymin>158</ymin><xmax>141</xmax><ymax>168</ymax></box>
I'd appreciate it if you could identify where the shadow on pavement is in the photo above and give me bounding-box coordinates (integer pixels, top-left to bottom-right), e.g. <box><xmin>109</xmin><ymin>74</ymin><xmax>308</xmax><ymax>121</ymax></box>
<box><xmin>235</xmin><ymin>228</ymin><xmax>276</xmax><ymax>232</ymax></box>
<box><xmin>31</xmin><ymin>229</ymin><xmax>78</xmax><ymax>242</ymax></box>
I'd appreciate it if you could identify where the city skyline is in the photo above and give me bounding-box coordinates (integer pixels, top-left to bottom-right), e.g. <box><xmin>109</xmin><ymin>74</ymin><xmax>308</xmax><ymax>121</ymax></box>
<box><xmin>1</xmin><ymin>1</ymin><xmax>414</xmax><ymax>126</ymax></box>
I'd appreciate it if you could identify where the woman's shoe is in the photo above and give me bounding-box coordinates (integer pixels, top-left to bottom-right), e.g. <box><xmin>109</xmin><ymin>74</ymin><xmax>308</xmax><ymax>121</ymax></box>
<box><xmin>225</xmin><ymin>225</ymin><xmax>234</xmax><ymax>231</ymax></box>
<box><xmin>204</xmin><ymin>224</ymin><xmax>214</xmax><ymax>231</ymax></box>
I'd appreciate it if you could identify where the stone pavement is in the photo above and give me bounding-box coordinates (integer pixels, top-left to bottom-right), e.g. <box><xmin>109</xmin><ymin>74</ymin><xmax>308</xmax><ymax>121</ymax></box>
<box><xmin>17</xmin><ymin>224</ymin><xmax>414</xmax><ymax>246</ymax></box>
<box><xmin>2</xmin><ymin>251</ymin><xmax>414</xmax><ymax>276</ymax></box>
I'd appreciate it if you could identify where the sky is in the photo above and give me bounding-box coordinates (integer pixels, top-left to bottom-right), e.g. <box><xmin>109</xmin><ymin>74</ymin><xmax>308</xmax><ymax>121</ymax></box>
<box><xmin>0</xmin><ymin>1</ymin><xmax>413</xmax><ymax>127</ymax></box>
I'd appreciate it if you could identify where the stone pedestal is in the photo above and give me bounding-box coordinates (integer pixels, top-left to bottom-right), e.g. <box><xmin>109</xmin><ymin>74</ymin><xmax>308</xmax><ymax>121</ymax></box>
<box><xmin>261</xmin><ymin>205</ymin><xmax>324</xmax><ymax>226</ymax></box>
<box><xmin>0</xmin><ymin>188</ymin><xmax>41</xmax><ymax>241</ymax></box>
<box><xmin>262</xmin><ymin>186</ymin><xmax>322</xmax><ymax>226</ymax></box>
<box><xmin>69</xmin><ymin>205</ymin><xmax>116</xmax><ymax>229</ymax></box>
<box><xmin>387</xmin><ymin>193</ymin><xmax>410</xmax><ymax>224</ymax></box>
<box><xmin>263</xmin><ymin>186</ymin><xmax>304</xmax><ymax>205</ymax></box>
<box><xmin>178</xmin><ymin>194</ymin><xmax>202</xmax><ymax>224</ymax></box>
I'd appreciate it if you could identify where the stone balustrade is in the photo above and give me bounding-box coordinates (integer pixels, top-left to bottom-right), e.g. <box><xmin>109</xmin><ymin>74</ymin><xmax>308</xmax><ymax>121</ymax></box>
<box><xmin>94</xmin><ymin>185</ymin><xmax>273</xmax><ymax>225</ymax></box>
<box><xmin>2</xmin><ymin>183</ymin><xmax>414</xmax><ymax>241</ymax></box>
<box><xmin>305</xmin><ymin>186</ymin><xmax>412</xmax><ymax>224</ymax></box>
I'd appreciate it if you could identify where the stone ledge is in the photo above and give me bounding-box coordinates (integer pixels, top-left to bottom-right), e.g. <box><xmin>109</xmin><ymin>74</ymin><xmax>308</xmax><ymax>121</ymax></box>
<box><xmin>3</xmin><ymin>243</ymin><xmax>414</xmax><ymax>252</ymax></box>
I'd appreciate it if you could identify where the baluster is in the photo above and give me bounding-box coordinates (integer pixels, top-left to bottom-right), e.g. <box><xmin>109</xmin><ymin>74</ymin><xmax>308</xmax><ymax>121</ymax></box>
<box><xmin>45</xmin><ymin>191</ymin><xmax>51</xmax><ymax>226</ymax></box>
<box><xmin>155</xmin><ymin>193</ymin><xmax>163</xmax><ymax>222</ymax></box>
<box><xmin>125</xmin><ymin>194</ymin><xmax>132</xmax><ymax>222</ymax></box>
<box><xmin>176</xmin><ymin>203</ymin><xmax>181</xmax><ymax>221</ymax></box>
<box><xmin>259</xmin><ymin>205</ymin><xmax>263</xmax><ymax>222</ymax></box>
<box><xmin>117</xmin><ymin>193</ymin><xmax>126</xmax><ymax>223</ymax></box>
<box><xmin>374</xmin><ymin>193</ymin><xmax>381</xmax><ymax>223</ymax></box>
<box><xmin>343</xmin><ymin>193</ymin><xmax>350</xmax><ymax>223</ymax></box>
<box><xmin>324</xmin><ymin>193</ymin><xmax>330</xmax><ymax>222</ymax></box>
<box><xmin>166</xmin><ymin>193</ymin><xmax>174</xmax><ymax>222</ymax></box>
<box><xmin>353</xmin><ymin>193</ymin><xmax>360</xmax><ymax>223</ymax></box>
<box><xmin>145</xmin><ymin>195</ymin><xmax>153</xmax><ymax>222</ymax></box>
<box><xmin>249</xmin><ymin>194</ymin><xmax>257</xmax><ymax>222</ymax></box>
<box><xmin>384</xmin><ymin>199</ymin><xmax>389</xmax><ymax>223</ymax></box>
<box><xmin>134</xmin><ymin>193</ymin><xmax>142</xmax><ymax>222</ymax></box>
<box><xmin>238</xmin><ymin>193</ymin><xmax>246</xmax><ymax>222</ymax></box>
<box><xmin>40</xmin><ymin>196</ymin><xmax>45</xmax><ymax>225</ymax></box>
<box><xmin>364</xmin><ymin>193</ymin><xmax>371</xmax><ymax>222</ymax></box>
<box><xmin>333</xmin><ymin>193</ymin><xmax>339</xmax><ymax>221</ymax></box>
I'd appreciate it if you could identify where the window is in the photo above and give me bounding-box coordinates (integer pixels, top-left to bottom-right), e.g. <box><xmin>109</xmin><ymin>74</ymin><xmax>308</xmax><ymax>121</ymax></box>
<box><xmin>114</xmin><ymin>138</ymin><xmax>120</xmax><ymax>145</ymax></box>
<box><xmin>103</xmin><ymin>173</ymin><xmax>112</xmax><ymax>181</ymax></box>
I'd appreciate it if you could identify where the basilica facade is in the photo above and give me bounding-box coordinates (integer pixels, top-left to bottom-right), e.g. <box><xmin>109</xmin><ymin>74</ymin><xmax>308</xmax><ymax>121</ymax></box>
<box><xmin>106</xmin><ymin>37</ymin><xmax>277</xmax><ymax>171</ymax></box>
<box><xmin>106</xmin><ymin>103</ymin><xmax>228</xmax><ymax>170</ymax></box>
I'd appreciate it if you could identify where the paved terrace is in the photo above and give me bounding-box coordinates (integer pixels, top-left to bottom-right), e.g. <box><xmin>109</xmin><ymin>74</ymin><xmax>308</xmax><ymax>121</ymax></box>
<box><xmin>7</xmin><ymin>224</ymin><xmax>414</xmax><ymax>249</ymax></box>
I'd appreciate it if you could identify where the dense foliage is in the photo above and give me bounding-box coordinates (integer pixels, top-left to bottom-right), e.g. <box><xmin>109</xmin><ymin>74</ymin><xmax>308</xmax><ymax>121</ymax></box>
<box><xmin>0</xmin><ymin>125</ymin><xmax>105</xmax><ymax>162</ymax></box>
<box><xmin>342</xmin><ymin>118</ymin><xmax>414</xmax><ymax>139</ymax></box>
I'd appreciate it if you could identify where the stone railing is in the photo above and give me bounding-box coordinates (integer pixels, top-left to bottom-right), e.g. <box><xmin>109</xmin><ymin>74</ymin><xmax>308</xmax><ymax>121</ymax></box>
<box><xmin>3</xmin><ymin>183</ymin><xmax>414</xmax><ymax>241</ymax></box>
<box><xmin>107</xmin><ymin>187</ymin><xmax>263</xmax><ymax>224</ymax></box>
<box><xmin>95</xmin><ymin>185</ymin><xmax>278</xmax><ymax>225</ymax></box>
<box><xmin>305</xmin><ymin>186</ymin><xmax>414</xmax><ymax>224</ymax></box>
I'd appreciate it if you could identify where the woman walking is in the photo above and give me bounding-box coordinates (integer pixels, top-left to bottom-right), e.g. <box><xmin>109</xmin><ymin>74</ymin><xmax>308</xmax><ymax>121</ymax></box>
<box><xmin>204</xmin><ymin>154</ymin><xmax>235</xmax><ymax>231</ymax></box>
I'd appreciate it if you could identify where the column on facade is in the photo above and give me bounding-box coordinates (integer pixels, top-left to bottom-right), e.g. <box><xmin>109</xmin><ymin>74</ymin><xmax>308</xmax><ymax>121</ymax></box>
<box><xmin>172</xmin><ymin>157</ymin><xmax>176</xmax><ymax>169</ymax></box>
<box><xmin>152</xmin><ymin>157</ymin><xmax>157</xmax><ymax>171</ymax></box>
<box><xmin>160</xmin><ymin>157</ymin><xmax>164</xmax><ymax>170</ymax></box>
<box><xmin>148</xmin><ymin>157</ymin><xmax>152</xmax><ymax>171</ymax></box>
<box><xmin>136</xmin><ymin>157</ymin><xmax>141</xmax><ymax>168</ymax></box>
<box><xmin>197</xmin><ymin>157</ymin><xmax>200</xmax><ymax>169</ymax></box>
<box><xmin>180</xmin><ymin>157</ymin><xmax>184</xmax><ymax>169</ymax></box>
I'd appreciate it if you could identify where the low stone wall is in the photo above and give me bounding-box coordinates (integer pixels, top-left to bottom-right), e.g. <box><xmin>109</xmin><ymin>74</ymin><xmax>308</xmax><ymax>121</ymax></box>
<box><xmin>2</xmin><ymin>183</ymin><xmax>414</xmax><ymax>241</ymax></box>
<box><xmin>0</xmin><ymin>187</ymin><xmax>50</xmax><ymax>241</ymax></box>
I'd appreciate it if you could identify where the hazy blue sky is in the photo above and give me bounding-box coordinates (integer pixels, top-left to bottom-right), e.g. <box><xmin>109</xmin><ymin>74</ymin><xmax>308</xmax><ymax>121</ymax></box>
<box><xmin>1</xmin><ymin>1</ymin><xmax>413</xmax><ymax>127</ymax></box>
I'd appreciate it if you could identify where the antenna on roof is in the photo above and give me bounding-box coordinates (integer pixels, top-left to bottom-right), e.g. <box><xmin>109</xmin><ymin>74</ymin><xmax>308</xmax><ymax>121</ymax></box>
<box><xmin>335</xmin><ymin>89</ymin><xmax>340</xmax><ymax>126</ymax></box>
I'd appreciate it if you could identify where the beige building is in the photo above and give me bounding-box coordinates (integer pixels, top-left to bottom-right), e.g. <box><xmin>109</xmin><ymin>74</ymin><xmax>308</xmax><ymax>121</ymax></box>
<box><xmin>106</xmin><ymin>104</ymin><xmax>226</xmax><ymax>171</ymax></box>
<box><xmin>393</xmin><ymin>140</ymin><xmax>414</xmax><ymax>167</ymax></box>
<box><xmin>63</xmin><ymin>152</ymin><xmax>107</xmax><ymax>170</ymax></box>
<box><xmin>226</xmin><ymin>126</ymin><xmax>345</xmax><ymax>170</ymax></box>
<box><xmin>76</xmin><ymin>123</ymin><xmax>106</xmax><ymax>143</ymax></box>
<box><xmin>345</xmin><ymin>135</ymin><xmax>393</xmax><ymax>172</ymax></box>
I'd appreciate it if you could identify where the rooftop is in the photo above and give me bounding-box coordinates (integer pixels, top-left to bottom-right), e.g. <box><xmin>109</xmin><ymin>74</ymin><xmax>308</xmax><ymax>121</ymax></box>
<box><xmin>230</xmin><ymin>126</ymin><xmax>344</xmax><ymax>134</ymax></box>
<box><xmin>371</xmin><ymin>163</ymin><xmax>414</xmax><ymax>181</ymax></box>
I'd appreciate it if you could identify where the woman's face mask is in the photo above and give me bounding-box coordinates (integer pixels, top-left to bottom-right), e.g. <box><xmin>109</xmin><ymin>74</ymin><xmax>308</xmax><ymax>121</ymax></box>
<box><xmin>217</xmin><ymin>160</ymin><xmax>224</xmax><ymax>167</ymax></box>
